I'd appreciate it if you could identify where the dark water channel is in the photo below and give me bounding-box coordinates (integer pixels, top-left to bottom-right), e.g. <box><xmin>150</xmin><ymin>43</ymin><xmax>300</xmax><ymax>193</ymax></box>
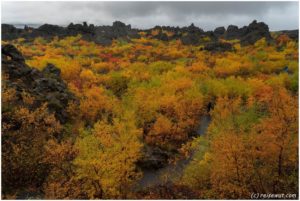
<box><xmin>136</xmin><ymin>115</ymin><xmax>212</xmax><ymax>190</ymax></box>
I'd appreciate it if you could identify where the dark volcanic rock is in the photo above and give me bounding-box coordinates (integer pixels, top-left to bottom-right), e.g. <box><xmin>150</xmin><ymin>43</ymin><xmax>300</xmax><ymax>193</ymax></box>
<box><xmin>180</xmin><ymin>23</ymin><xmax>205</xmax><ymax>45</ymax></box>
<box><xmin>202</xmin><ymin>41</ymin><xmax>234</xmax><ymax>52</ymax></box>
<box><xmin>214</xmin><ymin>26</ymin><xmax>225</xmax><ymax>37</ymax></box>
<box><xmin>111</xmin><ymin>21</ymin><xmax>130</xmax><ymax>37</ymax></box>
<box><xmin>240</xmin><ymin>20</ymin><xmax>272</xmax><ymax>46</ymax></box>
<box><xmin>2</xmin><ymin>24</ymin><xmax>18</xmax><ymax>33</ymax></box>
<box><xmin>186</xmin><ymin>23</ymin><xmax>204</xmax><ymax>34</ymax></box>
<box><xmin>38</xmin><ymin>24</ymin><xmax>66</xmax><ymax>36</ymax></box>
<box><xmin>225</xmin><ymin>25</ymin><xmax>240</xmax><ymax>39</ymax></box>
<box><xmin>181</xmin><ymin>20</ymin><xmax>273</xmax><ymax>46</ymax></box>
<box><xmin>239</xmin><ymin>26</ymin><xmax>249</xmax><ymax>35</ymax></box>
<box><xmin>2</xmin><ymin>24</ymin><xmax>22</xmax><ymax>40</ymax></box>
<box><xmin>1</xmin><ymin>20</ymin><xmax>277</xmax><ymax>46</ymax></box>
<box><xmin>280</xmin><ymin>30</ymin><xmax>299</xmax><ymax>41</ymax></box>
<box><xmin>93</xmin><ymin>21</ymin><xmax>140</xmax><ymax>45</ymax></box>
<box><xmin>138</xmin><ymin>146</ymin><xmax>171</xmax><ymax>169</ymax></box>
<box><xmin>111</xmin><ymin>21</ymin><xmax>140</xmax><ymax>39</ymax></box>
<box><xmin>224</xmin><ymin>20</ymin><xmax>272</xmax><ymax>45</ymax></box>
<box><xmin>1</xmin><ymin>21</ymin><xmax>140</xmax><ymax>46</ymax></box>
<box><xmin>181</xmin><ymin>33</ymin><xmax>200</xmax><ymax>45</ymax></box>
<box><xmin>42</xmin><ymin>63</ymin><xmax>61</xmax><ymax>77</ymax></box>
<box><xmin>94</xmin><ymin>34</ymin><xmax>113</xmax><ymax>46</ymax></box>
<box><xmin>204</xmin><ymin>31</ymin><xmax>218</xmax><ymax>42</ymax></box>
<box><xmin>2</xmin><ymin>44</ymin><xmax>75</xmax><ymax>123</ymax></box>
<box><xmin>67</xmin><ymin>22</ymin><xmax>95</xmax><ymax>35</ymax></box>
<box><xmin>2</xmin><ymin>44</ymin><xmax>25</xmax><ymax>62</ymax></box>
<box><xmin>153</xmin><ymin>31</ymin><xmax>169</xmax><ymax>41</ymax></box>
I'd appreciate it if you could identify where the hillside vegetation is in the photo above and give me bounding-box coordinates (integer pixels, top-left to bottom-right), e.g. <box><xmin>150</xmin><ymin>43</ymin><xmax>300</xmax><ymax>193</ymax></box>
<box><xmin>1</xmin><ymin>21</ymin><xmax>298</xmax><ymax>199</ymax></box>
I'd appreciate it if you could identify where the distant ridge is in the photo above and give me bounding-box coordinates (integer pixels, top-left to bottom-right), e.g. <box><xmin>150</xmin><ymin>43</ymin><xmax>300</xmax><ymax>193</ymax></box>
<box><xmin>2</xmin><ymin>20</ymin><xmax>298</xmax><ymax>46</ymax></box>
<box><xmin>12</xmin><ymin>23</ymin><xmax>42</xmax><ymax>29</ymax></box>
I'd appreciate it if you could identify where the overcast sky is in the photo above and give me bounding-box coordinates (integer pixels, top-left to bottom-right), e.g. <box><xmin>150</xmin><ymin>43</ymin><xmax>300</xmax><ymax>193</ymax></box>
<box><xmin>1</xmin><ymin>1</ymin><xmax>299</xmax><ymax>31</ymax></box>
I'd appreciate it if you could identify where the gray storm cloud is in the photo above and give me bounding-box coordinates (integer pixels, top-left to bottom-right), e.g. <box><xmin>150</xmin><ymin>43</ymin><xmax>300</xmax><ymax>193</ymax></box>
<box><xmin>1</xmin><ymin>1</ymin><xmax>299</xmax><ymax>31</ymax></box>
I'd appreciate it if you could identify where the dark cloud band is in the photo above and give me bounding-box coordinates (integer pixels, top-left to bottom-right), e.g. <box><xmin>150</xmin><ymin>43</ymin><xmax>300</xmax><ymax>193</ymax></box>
<box><xmin>2</xmin><ymin>1</ymin><xmax>298</xmax><ymax>31</ymax></box>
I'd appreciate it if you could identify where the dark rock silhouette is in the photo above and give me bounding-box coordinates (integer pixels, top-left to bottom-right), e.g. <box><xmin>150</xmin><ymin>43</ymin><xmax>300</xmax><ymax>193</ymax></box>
<box><xmin>181</xmin><ymin>33</ymin><xmax>200</xmax><ymax>45</ymax></box>
<box><xmin>240</xmin><ymin>20</ymin><xmax>272</xmax><ymax>45</ymax></box>
<box><xmin>42</xmin><ymin>63</ymin><xmax>61</xmax><ymax>77</ymax></box>
<box><xmin>2</xmin><ymin>24</ymin><xmax>22</xmax><ymax>40</ymax></box>
<box><xmin>2</xmin><ymin>20</ymin><xmax>296</xmax><ymax>47</ymax></box>
<box><xmin>279</xmin><ymin>30</ymin><xmax>299</xmax><ymax>41</ymax></box>
<box><xmin>2</xmin><ymin>44</ymin><xmax>25</xmax><ymax>62</ymax></box>
<box><xmin>180</xmin><ymin>23</ymin><xmax>205</xmax><ymax>45</ymax></box>
<box><xmin>37</xmin><ymin>24</ymin><xmax>66</xmax><ymax>36</ymax></box>
<box><xmin>153</xmin><ymin>30</ymin><xmax>169</xmax><ymax>41</ymax></box>
<box><xmin>2</xmin><ymin>44</ymin><xmax>75</xmax><ymax>123</ymax></box>
<box><xmin>186</xmin><ymin>23</ymin><xmax>204</xmax><ymax>34</ymax></box>
<box><xmin>2</xmin><ymin>21</ymin><xmax>140</xmax><ymax>46</ymax></box>
<box><xmin>202</xmin><ymin>41</ymin><xmax>234</xmax><ymax>52</ymax></box>
<box><xmin>223</xmin><ymin>20</ymin><xmax>272</xmax><ymax>45</ymax></box>
<box><xmin>137</xmin><ymin>146</ymin><xmax>171</xmax><ymax>169</ymax></box>
<box><xmin>225</xmin><ymin>25</ymin><xmax>240</xmax><ymax>39</ymax></box>
<box><xmin>67</xmin><ymin>22</ymin><xmax>95</xmax><ymax>35</ymax></box>
<box><xmin>214</xmin><ymin>26</ymin><xmax>226</xmax><ymax>37</ymax></box>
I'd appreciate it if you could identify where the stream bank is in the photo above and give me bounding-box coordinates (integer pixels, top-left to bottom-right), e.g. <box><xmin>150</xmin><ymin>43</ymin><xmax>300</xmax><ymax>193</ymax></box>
<box><xmin>136</xmin><ymin>115</ymin><xmax>212</xmax><ymax>190</ymax></box>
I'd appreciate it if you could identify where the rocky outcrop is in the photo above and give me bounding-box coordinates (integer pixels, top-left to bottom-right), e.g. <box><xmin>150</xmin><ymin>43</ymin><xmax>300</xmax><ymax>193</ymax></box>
<box><xmin>67</xmin><ymin>22</ymin><xmax>95</xmax><ymax>35</ymax></box>
<box><xmin>164</xmin><ymin>20</ymin><xmax>273</xmax><ymax>46</ymax></box>
<box><xmin>1</xmin><ymin>21</ymin><xmax>140</xmax><ymax>46</ymax></box>
<box><xmin>240</xmin><ymin>20</ymin><xmax>272</xmax><ymax>45</ymax></box>
<box><xmin>2</xmin><ymin>44</ymin><xmax>25</xmax><ymax>62</ymax></box>
<box><xmin>93</xmin><ymin>21</ymin><xmax>140</xmax><ymax>45</ymax></box>
<box><xmin>137</xmin><ymin>146</ymin><xmax>172</xmax><ymax>169</ymax></box>
<box><xmin>202</xmin><ymin>41</ymin><xmax>233</xmax><ymax>52</ymax></box>
<box><xmin>153</xmin><ymin>30</ymin><xmax>169</xmax><ymax>41</ymax></box>
<box><xmin>181</xmin><ymin>33</ymin><xmax>200</xmax><ymax>45</ymax></box>
<box><xmin>37</xmin><ymin>24</ymin><xmax>66</xmax><ymax>36</ymax></box>
<box><xmin>2</xmin><ymin>44</ymin><xmax>75</xmax><ymax>123</ymax></box>
<box><xmin>180</xmin><ymin>23</ymin><xmax>205</xmax><ymax>45</ymax></box>
<box><xmin>279</xmin><ymin>30</ymin><xmax>299</xmax><ymax>41</ymax></box>
<box><xmin>111</xmin><ymin>21</ymin><xmax>135</xmax><ymax>38</ymax></box>
<box><xmin>214</xmin><ymin>26</ymin><xmax>226</xmax><ymax>37</ymax></box>
<box><xmin>144</xmin><ymin>23</ymin><xmax>206</xmax><ymax>45</ymax></box>
<box><xmin>2</xmin><ymin>24</ymin><xmax>23</xmax><ymax>40</ymax></box>
<box><xmin>223</xmin><ymin>20</ymin><xmax>272</xmax><ymax>45</ymax></box>
<box><xmin>1</xmin><ymin>20</ymin><xmax>282</xmax><ymax>46</ymax></box>
<box><xmin>225</xmin><ymin>25</ymin><xmax>240</xmax><ymax>40</ymax></box>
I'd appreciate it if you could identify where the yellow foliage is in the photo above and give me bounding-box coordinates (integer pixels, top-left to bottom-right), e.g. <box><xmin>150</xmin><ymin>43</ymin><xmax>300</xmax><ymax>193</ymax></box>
<box><xmin>4</xmin><ymin>28</ymin><xmax>298</xmax><ymax>199</ymax></box>
<box><xmin>74</xmin><ymin>113</ymin><xmax>143</xmax><ymax>198</ymax></box>
<box><xmin>79</xmin><ymin>86</ymin><xmax>115</xmax><ymax>123</ymax></box>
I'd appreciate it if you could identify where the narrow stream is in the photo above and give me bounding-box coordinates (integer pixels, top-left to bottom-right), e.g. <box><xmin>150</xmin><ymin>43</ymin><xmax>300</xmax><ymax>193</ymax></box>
<box><xmin>136</xmin><ymin>115</ymin><xmax>212</xmax><ymax>190</ymax></box>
